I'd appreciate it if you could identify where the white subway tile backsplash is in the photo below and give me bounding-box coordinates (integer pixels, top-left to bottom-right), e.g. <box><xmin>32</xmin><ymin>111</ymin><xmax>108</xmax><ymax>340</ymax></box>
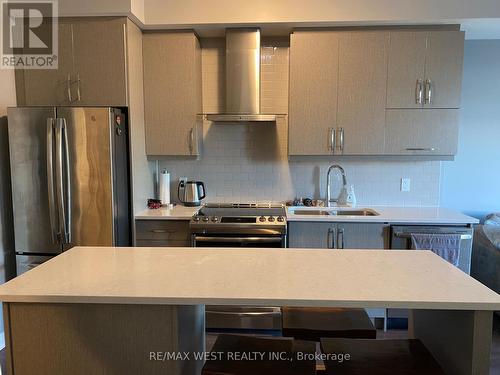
<box><xmin>159</xmin><ymin>117</ymin><xmax>440</xmax><ymax>206</ymax></box>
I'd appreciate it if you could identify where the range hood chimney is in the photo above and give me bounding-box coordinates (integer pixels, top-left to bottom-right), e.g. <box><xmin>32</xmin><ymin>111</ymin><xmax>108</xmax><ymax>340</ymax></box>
<box><xmin>206</xmin><ymin>29</ymin><xmax>277</xmax><ymax>122</ymax></box>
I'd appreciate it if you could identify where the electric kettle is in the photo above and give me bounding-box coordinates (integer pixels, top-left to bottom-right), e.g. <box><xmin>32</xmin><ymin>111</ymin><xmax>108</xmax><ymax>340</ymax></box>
<box><xmin>178</xmin><ymin>180</ymin><xmax>206</xmax><ymax>207</ymax></box>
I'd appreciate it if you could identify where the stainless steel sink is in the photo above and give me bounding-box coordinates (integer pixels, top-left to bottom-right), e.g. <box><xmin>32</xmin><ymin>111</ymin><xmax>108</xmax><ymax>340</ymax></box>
<box><xmin>293</xmin><ymin>208</ymin><xmax>380</xmax><ymax>216</ymax></box>
<box><xmin>334</xmin><ymin>209</ymin><xmax>379</xmax><ymax>216</ymax></box>
<box><xmin>293</xmin><ymin>210</ymin><xmax>332</xmax><ymax>216</ymax></box>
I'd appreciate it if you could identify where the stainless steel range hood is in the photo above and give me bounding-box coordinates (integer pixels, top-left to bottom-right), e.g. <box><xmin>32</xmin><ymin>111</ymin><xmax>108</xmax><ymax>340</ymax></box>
<box><xmin>206</xmin><ymin>29</ymin><xmax>277</xmax><ymax>122</ymax></box>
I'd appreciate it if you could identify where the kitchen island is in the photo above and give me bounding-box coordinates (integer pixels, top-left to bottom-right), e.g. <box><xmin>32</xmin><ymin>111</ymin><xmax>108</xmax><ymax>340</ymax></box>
<box><xmin>1</xmin><ymin>247</ymin><xmax>499</xmax><ymax>374</ymax></box>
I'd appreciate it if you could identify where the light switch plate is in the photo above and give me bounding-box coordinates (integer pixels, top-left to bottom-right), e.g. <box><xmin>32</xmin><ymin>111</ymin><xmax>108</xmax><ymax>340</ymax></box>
<box><xmin>401</xmin><ymin>178</ymin><xmax>411</xmax><ymax>192</ymax></box>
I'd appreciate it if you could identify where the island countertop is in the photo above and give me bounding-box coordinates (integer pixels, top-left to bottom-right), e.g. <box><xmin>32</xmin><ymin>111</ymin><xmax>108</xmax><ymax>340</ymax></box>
<box><xmin>0</xmin><ymin>247</ymin><xmax>498</xmax><ymax>310</ymax></box>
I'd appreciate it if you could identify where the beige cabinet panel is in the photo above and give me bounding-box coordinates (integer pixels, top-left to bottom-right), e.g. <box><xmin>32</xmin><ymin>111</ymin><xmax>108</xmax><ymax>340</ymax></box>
<box><xmin>289</xmin><ymin>222</ymin><xmax>389</xmax><ymax>249</ymax></box>
<box><xmin>143</xmin><ymin>32</ymin><xmax>202</xmax><ymax>156</ymax></box>
<box><xmin>385</xmin><ymin>109</ymin><xmax>459</xmax><ymax>156</ymax></box>
<box><xmin>16</xmin><ymin>18</ymin><xmax>128</xmax><ymax>107</ymax></box>
<box><xmin>337</xmin><ymin>223</ymin><xmax>389</xmax><ymax>249</ymax></box>
<box><xmin>17</xmin><ymin>21</ymin><xmax>74</xmax><ymax>106</ymax></box>
<box><xmin>135</xmin><ymin>220</ymin><xmax>190</xmax><ymax>247</ymax></box>
<box><xmin>288</xmin><ymin>222</ymin><xmax>336</xmax><ymax>249</ymax></box>
<box><xmin>72</xmin><ymin>19</ymin><xmax>127</xmax><ymax>106</ymax></box>
<box><xmin>386</xmin><ymin>32</ymin><xmax>427</xmax><ymax>109</ymax></box>
<box><xmin>424</xmin><ymin>31</ymin><xmax>465</xmax><ymax>109</ymax></box>
<box><xmin>337</xmin><ymin>32</ymin><xmax>389</xmax><ymax>155</ymax></box>
<box><xmin>288</xmin><ymin>31</ymin><xmax>339</xmax><ymax>156</ymax></box>
<box><xmin>386</xmin><ymin>30</ymin><xmax>464</xmax><ymax>110</ymax></box>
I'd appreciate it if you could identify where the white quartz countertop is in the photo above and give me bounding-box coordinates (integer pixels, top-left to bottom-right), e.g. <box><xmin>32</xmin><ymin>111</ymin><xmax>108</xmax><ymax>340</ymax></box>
<box><xmin>135</xmin><ymin>205</ymin><xmax>200</xmax><ymax>220</ymax></box>
<box><xmin>135</xmin><ymin>205</ymin><xmax>478</xmax><ymax>225</ymax></box>
<box><xmin>0</xmin><ymin>247</ymin><xmax>498</xmax><ymax>310</ymax></box>
<box><xmin>286</xmin><ymin>206</ymin><xmax>479</xmax><ymax>224</ymax></box>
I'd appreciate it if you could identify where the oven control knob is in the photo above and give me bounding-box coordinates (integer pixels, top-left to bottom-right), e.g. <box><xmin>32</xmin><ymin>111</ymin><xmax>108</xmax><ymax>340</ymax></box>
<box><xmin>268</xmin><ymin>216</ymin><xmax>275</xmax><ymax>222</ymax></box>
<box><xmin>258</xmin><ymin>216</ymin><xmax>266</xmax><ymax>222</ymax></box>
<box><xmin>277</xmin><ymin>216</ymin><xmax>285</xmax><ymax>222</ymax></box>
<box><xmin>202</xmin><ymin>217</ymin><xmax>210</xmax><ymax>222</ymax></box>
<box><xmin>212</xmin><ymin>216</ymin><xmax>219</xmax><ymax>222</ymax></box>
<box><xmin>193</xmin><ymin>216</ymin><xmax>200</xmax><ymax>222</ymax></box>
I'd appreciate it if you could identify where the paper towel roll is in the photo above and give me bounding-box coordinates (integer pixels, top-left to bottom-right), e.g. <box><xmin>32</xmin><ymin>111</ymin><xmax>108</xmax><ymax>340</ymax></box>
<box><xmin>159</xmin><ymin>170</ymin><xmax>170</xmax><ymax>205</ymax></box>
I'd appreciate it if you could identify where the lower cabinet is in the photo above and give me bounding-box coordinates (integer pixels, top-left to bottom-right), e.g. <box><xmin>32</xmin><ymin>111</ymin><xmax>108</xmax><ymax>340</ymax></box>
<box><xmin>288</xmin><ymin>222</ymin><xmax>389</xmax><ymax>249</ymax></box>
<box><xmin>135</xmin><ymin>220</ymin><xmax>191</xmax><ymax>247</ymax></box>
<box><xmin>288</xmin><ymin>221</ymin><xmax>390</xmax><ymax>327</ymax></box>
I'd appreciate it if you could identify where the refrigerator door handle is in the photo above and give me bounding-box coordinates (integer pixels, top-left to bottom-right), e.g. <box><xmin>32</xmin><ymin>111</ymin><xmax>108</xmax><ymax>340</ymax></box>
<box><xmin>46</xmin><ymin>118</ymin><xmax>58</xmax><ymax>243</ymax></box>
<box><xmin>55</xmin><ymin>120</ymin><xmax>68</xmax><ymax>245</ymax></box>
<box><xmin>61</xmin><ymin>118</ymin><xmax>72</xmax><ymax>244</ymax></box>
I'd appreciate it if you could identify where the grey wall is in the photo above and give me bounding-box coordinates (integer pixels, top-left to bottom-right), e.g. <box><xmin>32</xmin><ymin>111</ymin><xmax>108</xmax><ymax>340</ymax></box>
<box><xmin>440</xmin><ymin>40</ymin><xmax>500</xmax><ymax>220</ymax></box>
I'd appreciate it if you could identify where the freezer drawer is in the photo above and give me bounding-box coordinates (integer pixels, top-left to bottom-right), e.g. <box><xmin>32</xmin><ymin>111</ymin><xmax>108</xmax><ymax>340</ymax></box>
<box><xmin>206</xmin><ymin>306</ymin><xmax>282</xmax><ymax>331</ymax></box>
<box><xmin>16</xmin><ymin>255</ymin><xmax>54</xmax><ymax>276</ymax></box>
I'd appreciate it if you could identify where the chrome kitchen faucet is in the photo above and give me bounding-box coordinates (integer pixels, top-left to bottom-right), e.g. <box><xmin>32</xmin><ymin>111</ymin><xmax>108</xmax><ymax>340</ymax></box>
<box><xmin>326</xmin><ymin>164</ymin><xmax>348</xmax><ymax>207</ymax></box>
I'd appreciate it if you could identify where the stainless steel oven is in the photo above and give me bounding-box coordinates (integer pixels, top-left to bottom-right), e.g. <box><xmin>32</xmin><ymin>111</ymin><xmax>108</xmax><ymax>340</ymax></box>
<box><xmin>193</xmin><ymin>235</ymin><xmax>285</xmax><ymax>247</ymax></box>
<box><xmin>189</xmin><ymin>203</ymin><xmax>286</xmax><ymax>332</ymax></box>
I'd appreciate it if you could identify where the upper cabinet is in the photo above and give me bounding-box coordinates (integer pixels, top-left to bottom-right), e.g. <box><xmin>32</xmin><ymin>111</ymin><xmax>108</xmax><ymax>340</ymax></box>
<box><xmin>385</xmin><ymin>30</ymin><xmax>464</xmax><ymax>156</ymax></box>
<box><xmin>387</xmin><ymin>31</ymin><xmax>465</xmax><ymax>109</ymax></box>
<box><xmin>385</xmin><ymin>109</ymin><xmax>459</xmax><ymax>155</ymax></box>
<box><xmin>336</xmin><ymin>32</ymin><xmax>389</xmax><ymax>155</ymax></box>
<box><xmin>289</xmin><ymin>31</ymin><xmax>339</xmax><ymax>156</ymax></box>
<box><xmin>142</xmin><ymin>32</ymin><xmax>202</xmax><ymax>156</ymax></box>
<box><xmin>16</xmin><ymin>18</ymin><xmax>127</xmax><ymax>107</ymax></box>
<box><xmin>289</xmin><ymin>31</ymin><xmax>389</xmax><ymax>156</ymax></box>
<box><xmin>289</xmin><ymin>28</ymin><xmax>464</xmax><ymax>158</ymax></box>
<box><xmin>71</xmin><ymin>19</ymin><xmax>127</xmax><ymax>106</ymax></box>
<box><xmin>16</xmin><ymin>21</ymin><xmax>74</xmax><ymax>106</ymax></box>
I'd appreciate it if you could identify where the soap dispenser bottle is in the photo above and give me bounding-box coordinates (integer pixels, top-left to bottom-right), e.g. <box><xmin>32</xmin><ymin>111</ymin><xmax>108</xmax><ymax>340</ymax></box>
<box><xmin>337</xmin><ymin>186</ymin><xmax>348</xmax><ymax>206</ymax></box>
<box><xmin>345</xmin><ymin>185</ymin><xmax>357</xmax><ymax>207</ymax></box>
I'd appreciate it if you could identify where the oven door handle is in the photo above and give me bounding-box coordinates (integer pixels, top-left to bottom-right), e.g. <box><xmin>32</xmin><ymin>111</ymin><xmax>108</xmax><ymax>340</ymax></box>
<box><xmin>393</xmin><ymin>232</ymin><xmax>472</xmax><ymax>240</ymax></box>
<box><xmin>193</xmin><ymin>236</ymin><xmax>283</xmax><ymax>244</ymax></box>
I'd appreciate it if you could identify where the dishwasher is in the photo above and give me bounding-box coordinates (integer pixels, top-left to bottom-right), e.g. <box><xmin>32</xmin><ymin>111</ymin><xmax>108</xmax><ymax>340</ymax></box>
<box><xmin>389</xmin><ymin>225</ymin><xmax>474</xmax><ymax>322</ymax></box>
<box><xmin>391</xmin><ymin>225</ymin><xmax>473</xmax><ymax>274</ymax></box>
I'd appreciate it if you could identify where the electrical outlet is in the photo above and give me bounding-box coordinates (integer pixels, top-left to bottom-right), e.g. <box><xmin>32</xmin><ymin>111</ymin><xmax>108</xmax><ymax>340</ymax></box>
<box><xmin>179</xmin><ymin>177</ymin><xmax>187</xmax><ymax>186</ymax></box>
<box><xmin>401</xmin><ymin>178</ymin><xmax>411</xmax><ymax>192</ymax></box>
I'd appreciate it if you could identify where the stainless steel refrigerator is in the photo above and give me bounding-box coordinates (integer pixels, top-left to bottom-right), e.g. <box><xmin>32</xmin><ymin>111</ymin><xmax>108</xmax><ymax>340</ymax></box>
<box><xmin>7</xmin><ymin>107</ymin><xmax>131</xmax><ymax>275</ymax></box>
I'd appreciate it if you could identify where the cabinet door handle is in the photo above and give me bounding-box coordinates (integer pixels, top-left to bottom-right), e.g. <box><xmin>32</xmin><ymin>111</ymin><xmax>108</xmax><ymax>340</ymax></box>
<box><xmin>67</xmin><ymin>74</ymin><xmax>73</xmax><ymax>102</ymax></box>
<box><xmin>415</xmin><ymin>79</ymin><xmax>424</xmax><ymax>104</ymax></box>
<box><xmin>150</xmin><ymin>229</ymin><xmax>173</xmax><ymax>234</ymax></box>
<box><xmin>189</xmin><ymin>127</ymin><xmax>195</xmax><ymax>154</ymax></box>
<box><xmin>406</xmin><ymin>147</ymin><xmax>436</xmax><ymax>152</ymax></box>
<box><xmin>327</xmin><ymin>228</ymin><xmax>337</xmax><ymax>249</ymax></box>
<box><xmin>46</xmin><ymin>118</ymin><xmax>57</xmax><ymax>243</ymax></box>
<box><xmin>329</xmin><ymin>127</ymin><xmax>336</xmax><ymax>153</ymax></box>
<box><xmin>425</xmin><ymin>79</ymin><xmax>432</xmax><ymax>104</ymax></box>
<box><xmin>75</xmin><ymin>73</ymin><xmax>81</xmax><ymax>101</ymax></box>
<box><xmin>337</xmin><ymin>127</ymin><xmax>344</xmax><ymax>153</ymax></box>
<box><xmin>337</xmin><ymin>228</ymin><xmax>344</xmax><ymax>249</ymax></box>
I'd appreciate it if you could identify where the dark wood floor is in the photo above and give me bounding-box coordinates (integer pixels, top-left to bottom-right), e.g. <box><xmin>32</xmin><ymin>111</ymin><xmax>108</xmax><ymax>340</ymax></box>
<box><xmin>0</xmin><ymin>316</ymin><xmax>499</xmax><ymax>373</ymax></box>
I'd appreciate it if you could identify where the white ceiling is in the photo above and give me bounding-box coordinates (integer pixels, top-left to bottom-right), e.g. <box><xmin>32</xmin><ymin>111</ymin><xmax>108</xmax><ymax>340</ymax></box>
<box><xmin>58</xmin><ymin>0</ymin><xmax>500</xmax><ymax>39</ymax></box>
